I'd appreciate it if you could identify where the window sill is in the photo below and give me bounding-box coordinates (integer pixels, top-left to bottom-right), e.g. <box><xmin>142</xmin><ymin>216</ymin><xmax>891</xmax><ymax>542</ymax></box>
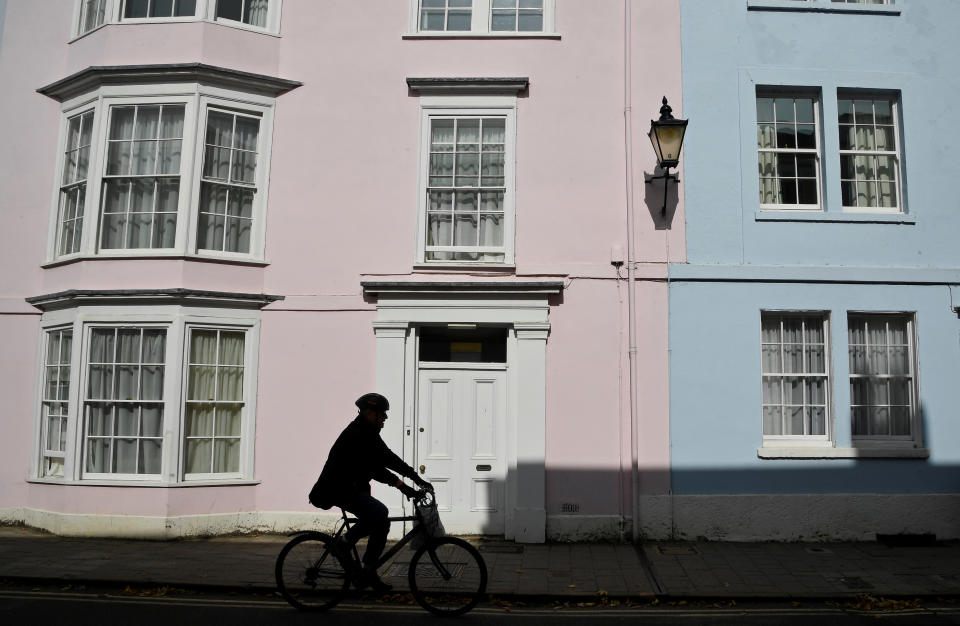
<box><xmin>413</xmin><ymin>262</ymin><xmax>516</xmax><ymax>272</ymax></box>
<box><xmin>28</xmin><ymin>478</ymin><xmax>261</xmax><ymax>487</ymax></box>
<box><xmin>755</xmin><ymin>210</ymin><xmax>915</xmax><ymax>224</ymax></box>
<box><xmin>746</xmin><ymin>0</ymin><xmax>901</xmax><ymax>16</ymax></box>
<box><xmin>757</xmin><ymin>447</ymin><xmax>929</xmax><ymax>459</ymax></box>
<box><xmin>42</xmin><ymin>254</ymin><xmax>269</xmax><ymax>269</ymax></box>
<box><xmin>402</xmin><ymin>32</ymin><xmax>561</xmax><ymax>40</ymax></box>
<box><xmin>67</xmin><ymin>19</ymin><xmax>281</xmax><ymax>43</ymax></box>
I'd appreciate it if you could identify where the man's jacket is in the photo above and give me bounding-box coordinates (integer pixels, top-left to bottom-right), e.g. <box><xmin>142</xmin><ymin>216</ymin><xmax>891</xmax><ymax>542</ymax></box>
<box><xmin>309</xmin><ymin>416</ymin><xmax>417</xmax><ymax>509</ymax></box>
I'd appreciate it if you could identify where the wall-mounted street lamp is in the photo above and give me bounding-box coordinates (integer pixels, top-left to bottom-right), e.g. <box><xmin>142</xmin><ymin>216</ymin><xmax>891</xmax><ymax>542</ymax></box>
<box><xmin>646</xmin><ymin>96</ymin><xmax>688</xmax><ymax>215</ymax></box>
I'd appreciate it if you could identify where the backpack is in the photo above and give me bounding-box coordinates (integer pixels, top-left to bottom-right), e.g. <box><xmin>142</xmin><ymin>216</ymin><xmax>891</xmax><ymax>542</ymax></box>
<box><xmin>308</xmin><ymin>475</ymin><xmax>333</xmax><ymax>510</ymax></box>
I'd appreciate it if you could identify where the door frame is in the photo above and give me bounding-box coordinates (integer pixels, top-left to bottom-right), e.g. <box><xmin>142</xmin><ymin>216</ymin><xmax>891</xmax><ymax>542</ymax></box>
<box><xmin>362</xmin><ymin>281</ymin><xmax>560</xmax><ymax>543</ymax></box>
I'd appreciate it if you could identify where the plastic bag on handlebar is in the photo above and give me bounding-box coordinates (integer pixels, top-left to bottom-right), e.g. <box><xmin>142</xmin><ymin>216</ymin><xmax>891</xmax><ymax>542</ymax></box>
<box><xmin>410</xmin><ymin>492</ymin><xmax>446</xmax><ymax>551</ymax></box>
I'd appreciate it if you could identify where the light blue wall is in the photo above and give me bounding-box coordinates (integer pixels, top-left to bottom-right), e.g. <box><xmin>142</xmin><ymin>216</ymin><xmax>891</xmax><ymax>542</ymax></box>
<box><xmin>680</xmin><ymin>0</ymin><xmax>960</xmax><ymax>268</ymax></box>
<box><xmin>669</xmin><ymin>279</ymin><xmax>960</xmax><ymax>494</ymax></box>
<box><xmin>671</xmin><ymin>0</ymin><xmax>960</xmax><ymax>497</ymax></box>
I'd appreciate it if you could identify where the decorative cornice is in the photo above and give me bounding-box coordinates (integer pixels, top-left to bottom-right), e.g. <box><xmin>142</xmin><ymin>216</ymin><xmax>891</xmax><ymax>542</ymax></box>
<box><xmin>38</xmin><ymin>63</ymin><xmax>303</xmax><ymax>102</ymax></box>
<box><xmin>406</xmin><ymin>77</ymin><xmax>529</xmax><ymax>94</ymax></box>
<box><xmin>361</xmin><ymin>281</ymin><xmax>562</xmax><ymax>295</ymax></box>
<box><xmin>26</xmin><ymin>288</ymin><xmax>285</xmax><ymax>311</ymax></box>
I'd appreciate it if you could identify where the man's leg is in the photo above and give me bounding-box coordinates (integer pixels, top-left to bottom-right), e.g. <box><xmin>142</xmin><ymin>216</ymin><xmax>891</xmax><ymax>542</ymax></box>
<box><xmin>338</xmin><ymin>493</ymin><xmax>391</xmax><ymax>590</ymax></box>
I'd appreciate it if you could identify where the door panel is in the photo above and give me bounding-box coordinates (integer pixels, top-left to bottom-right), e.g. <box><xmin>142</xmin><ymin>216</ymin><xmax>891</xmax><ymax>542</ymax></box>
<box><xmin>416</xmin><ymin>368</ymin><xmax>506</xmax><ymax>534</ymax></box>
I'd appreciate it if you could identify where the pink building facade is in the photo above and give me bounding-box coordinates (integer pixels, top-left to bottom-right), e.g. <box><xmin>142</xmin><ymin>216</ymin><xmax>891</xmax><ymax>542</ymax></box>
<box><xmin>0</xmin><ymin>0</ymin><xmax>683</xmax><ymax>542</ymax></box>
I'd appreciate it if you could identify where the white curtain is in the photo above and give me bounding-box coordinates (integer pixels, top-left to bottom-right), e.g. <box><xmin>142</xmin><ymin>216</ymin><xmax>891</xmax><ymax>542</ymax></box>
<box><xmin>247</xmin><ymin>0</ymin><xmax>269</xmax><ymax>27</ymax></box>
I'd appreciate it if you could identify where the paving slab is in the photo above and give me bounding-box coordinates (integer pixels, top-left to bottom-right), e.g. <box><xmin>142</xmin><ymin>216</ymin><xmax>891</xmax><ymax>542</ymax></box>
<box><xmin>0</xmin><ymin>526</ymin><xmax>958</xmax><ymax>600</ymax></box>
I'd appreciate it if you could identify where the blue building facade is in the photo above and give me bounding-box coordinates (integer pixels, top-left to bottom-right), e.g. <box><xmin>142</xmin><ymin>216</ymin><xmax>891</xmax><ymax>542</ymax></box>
<box><xmin>670</xmin><ymin>0</ymin><xmax>960</xmax><ymax>539</ymax></box>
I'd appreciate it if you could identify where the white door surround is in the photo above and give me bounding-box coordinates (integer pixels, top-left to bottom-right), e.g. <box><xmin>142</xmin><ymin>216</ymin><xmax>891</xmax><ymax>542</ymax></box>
<box><xmin>362</xmin><ymin>281</ymin><xmax>561</xmax><ymax>543</ymax></box>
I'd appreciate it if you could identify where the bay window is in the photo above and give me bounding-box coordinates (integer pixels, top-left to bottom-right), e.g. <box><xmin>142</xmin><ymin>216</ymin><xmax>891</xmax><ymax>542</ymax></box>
<box><xmin>30</xmin><ymin>292</ymin><xmax>271</xmax><ymax>483</ymax></box>
<box><xmin>71</xmin><ymin>0</ymin><xmax>281</xmax><ymax>37</ymax></box>
<box><xmin>40</xmin><ymin>65</ymin><xmax>299</xmax><ymax>263</ymax></box>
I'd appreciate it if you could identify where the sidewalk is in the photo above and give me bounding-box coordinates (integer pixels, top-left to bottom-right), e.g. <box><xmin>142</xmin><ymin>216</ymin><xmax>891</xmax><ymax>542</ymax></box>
<box><xmin>0</xmin><ymin>525</ymin><xmax>958</xmax><ymax>600</ymax></box>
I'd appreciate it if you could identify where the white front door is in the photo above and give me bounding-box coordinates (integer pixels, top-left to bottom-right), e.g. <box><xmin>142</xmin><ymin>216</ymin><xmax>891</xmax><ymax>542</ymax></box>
<box><xmin>416</xmin><ymin>365</ymin><xmax>507</xmax><ymax>535</ymax></box>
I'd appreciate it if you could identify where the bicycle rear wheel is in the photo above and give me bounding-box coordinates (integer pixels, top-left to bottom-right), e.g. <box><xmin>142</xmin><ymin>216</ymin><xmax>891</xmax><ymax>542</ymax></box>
<box><xmin>408</xmin><ymin>536</ymin><xmax>487</xmax><ymax>616</ymax></box>
<box><xmin>275</xmin><ymin>532</ymin><xmax>350</xmax><ymax>611</ymax></box>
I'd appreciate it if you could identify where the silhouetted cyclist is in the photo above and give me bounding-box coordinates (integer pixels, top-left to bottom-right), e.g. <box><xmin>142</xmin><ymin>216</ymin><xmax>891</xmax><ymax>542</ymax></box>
<box><xmin>310</xmin><ymin>393</ymin><xmax>432</xmax><ymax>592</ymax></box>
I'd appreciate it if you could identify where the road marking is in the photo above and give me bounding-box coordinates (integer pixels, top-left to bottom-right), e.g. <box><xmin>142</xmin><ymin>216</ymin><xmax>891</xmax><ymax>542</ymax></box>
<box><xmin>1</xmin><ymin>590</ymin><xmax>958</xmax><ymax>618</ymax></box>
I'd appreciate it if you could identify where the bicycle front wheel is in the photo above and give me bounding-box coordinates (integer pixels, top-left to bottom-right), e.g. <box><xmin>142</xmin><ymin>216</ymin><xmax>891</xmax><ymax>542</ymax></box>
<box><xmin>275</xmin><ymin>532</ymin><xmax>350</xmax><ymax>611</ymax></box>
<box><xmin>408</xmin><ymin>537</ymin><xmax>487</xmax><ymax>616</ymax></box>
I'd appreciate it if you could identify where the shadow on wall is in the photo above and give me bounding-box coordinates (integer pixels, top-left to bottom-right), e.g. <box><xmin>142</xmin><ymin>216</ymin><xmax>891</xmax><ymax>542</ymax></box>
<box><xmin>403</xmin><ymin>457</ymin><xmax>960</xmax><ymax>542</ymax></box>
<box><xmin>643</xmin><ymin>165</ymin><xmax>680</xmax><ymax>230</ymax></box>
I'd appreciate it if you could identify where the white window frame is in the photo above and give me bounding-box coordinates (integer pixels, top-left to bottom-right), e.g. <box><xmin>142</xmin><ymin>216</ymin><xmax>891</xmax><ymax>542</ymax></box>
<box><xmin>47</xmin><ymin>83</ymin><xmax>276</xmax><ymax>264</ymax></box>
<box><xmin>415</xmin><ymin>96</ymin><xmax>517</xmax><ymax>266</ymax></box>
<box><xmin>837</xmin><ymin>92</ymin><xmax>903</xmax><ymax>214</ymax></box>
<box><xmin>756</xmin><ymin>89</ymin><xmax>823</xmax><ymax>211</ymax></box>
<box><xmin>32</xmin><ymin>304</ymin><xmax>261</xmax><ymax>484</ymax></box>
<box><xmin>70</xmin><ymin>0</ymin><xmax>282</xmax><ymax>38</ymax></box>
<box><xmin>181</xmin><ymin>324</ymin><xmax>253</xmax><ymax>480</ymax></box>
<box><xmin>118</xmin><ymin>0</ymin><xmax>200</xmax><ymax>23</ymax></box>
<box><xmin>847</xmin><ymin>312</ymin><xmax>920</xmax><ymax>448</ymax></box>
<box><xmin>74</xmin><ymin>0</ymin><xmax>109</xmax><ymax>36</ymax></box>
<box><xmin>408</xmin><ymin>0</ymin><xmax>556</xmax><ymax>36</ymax></box>
<box><xmin>81</xmin><ymin>323</ymin><xmax>171</xmax><ymax>481</ymax></box>
<box><xmin>39</xmin><ymin>327</ymin><xmax>75</xmax><ymax>478</ymax></box>
<box><xmin>760</xmin><ymin>312</ymin><xmax>833</xmax><ymax>447</ymax></box>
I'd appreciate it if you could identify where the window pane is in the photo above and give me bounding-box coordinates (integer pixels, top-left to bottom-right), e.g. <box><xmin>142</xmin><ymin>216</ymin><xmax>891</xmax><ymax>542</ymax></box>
<box><xmin>124</xmin><ymin>0</ymin><xmax>149</xmax><ymax>18</ymax></box>
<box><xmin>491</xmin><ymin>12</ymin><xmax>516</xmax><ymax>30</ymax></box>
<box><xmin>517</xmin><ymin>12</ymin><xmax>543</xmax><ymax>31</ymax></box>
<box><xmin>214</xmin><ymin>439</ymin><xmax>240</xmax><ymax>473</ymax></box>
<box><xmin>216</xmin><ymin>0</ymin><xmax>242</xmax><ymax>21</ymax></box>
<box><xmin>447</xmin><ymin>10</ymin><xmax>472</xmax><ymax>30</ymax></box>
<box><xmin>185</xmin><ymin>439</ymin><xmax>212</xmax><ymax>473</ymax></box>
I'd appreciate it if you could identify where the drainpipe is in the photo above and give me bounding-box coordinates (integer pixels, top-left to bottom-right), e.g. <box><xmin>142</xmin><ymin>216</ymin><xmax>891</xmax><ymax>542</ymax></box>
<box><xmin>623</xmin><ymin>0</ymin><xmax>641</xmax><ymax>544</ymax></box>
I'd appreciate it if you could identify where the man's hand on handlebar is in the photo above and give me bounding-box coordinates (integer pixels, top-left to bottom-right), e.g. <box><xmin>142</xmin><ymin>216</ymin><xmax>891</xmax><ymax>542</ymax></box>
<box><xmin>413</xmin><ymin>475</ymin><xmax>434</xmax><ymax>493</ymax></box>
<box><xmin>397</xmin><ymin>482</ymin><xmax>419</xmax><ymax>500</ymax></box>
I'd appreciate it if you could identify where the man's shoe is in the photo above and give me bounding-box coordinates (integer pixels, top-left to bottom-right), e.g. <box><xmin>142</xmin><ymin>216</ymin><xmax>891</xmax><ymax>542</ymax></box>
<box><xmin>358</xmin><ymin>566</ymin><xmax>393</xmax><ymax>593</ymax></box>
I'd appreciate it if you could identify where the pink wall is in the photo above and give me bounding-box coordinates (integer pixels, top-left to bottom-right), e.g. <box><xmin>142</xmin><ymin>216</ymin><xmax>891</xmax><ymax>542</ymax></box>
<box><xmin>0</xmin><ymin>1</ymin><xmax>682</xmax><ymax>531</ymax></box>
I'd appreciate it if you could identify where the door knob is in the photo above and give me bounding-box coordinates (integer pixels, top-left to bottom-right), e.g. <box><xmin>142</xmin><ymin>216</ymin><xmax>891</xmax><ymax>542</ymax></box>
<box><xmin>419</xmin><ymin>465</ymin><xmax>426</xmax><ymax>474</ymax></box>
<box><xmin>419</xmin><ymin>427</ymin><xmax>424</xmax><ymax>432</ymax></box>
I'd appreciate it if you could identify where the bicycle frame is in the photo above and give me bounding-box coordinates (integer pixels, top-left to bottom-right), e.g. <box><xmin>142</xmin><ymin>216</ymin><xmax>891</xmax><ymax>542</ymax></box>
<box><xmin>330</xmin><ymin>509</ymin><xmax>424</xmax><ymax>569</ymax></box>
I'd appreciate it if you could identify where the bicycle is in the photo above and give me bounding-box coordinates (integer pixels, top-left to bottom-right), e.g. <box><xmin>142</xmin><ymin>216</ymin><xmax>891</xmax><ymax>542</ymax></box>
<box><xmin>275</xmin><ymin>490</ymin><xmax>488</xmax><ymax>616</ymax></box>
